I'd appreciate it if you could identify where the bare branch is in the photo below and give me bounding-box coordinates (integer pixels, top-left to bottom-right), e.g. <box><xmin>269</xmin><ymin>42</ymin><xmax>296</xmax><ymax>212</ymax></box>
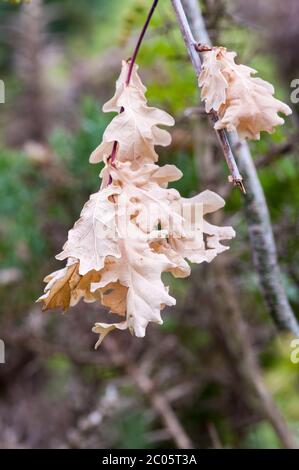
<box><xmin>174</xmin><ymin>0</ymin><xmax>299</xmax><ymax>337</ymax></box>
<box><xmin>256</xmin><ymin>134</ymin><xmax>299</xmax><ymax>168</ymax></box>
<box><xmin>232</xmin><ymin>139</ymin><xmax>299</xmax><ymax>336</ymax></box>
<box><xmin>212</xmin><ymin>258</ymin><xmax>299</xmax><ymax>449</ymax></box>
<box><xmin>103</xmin><ymin>338</ymin><xmax>194</xmax><ymax>449</ymax></box>
<box><xmin>171</xmin><ymin>0</ymin><xmax>244</xmax><ymax>191</ymax></box>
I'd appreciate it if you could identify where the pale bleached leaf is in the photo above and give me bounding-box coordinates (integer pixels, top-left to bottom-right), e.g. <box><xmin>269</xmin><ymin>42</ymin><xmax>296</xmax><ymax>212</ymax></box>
<box><xmin>38</xmin><ymin>59</ymin><xmax>236</xmax><ymax>348</ymax></box>
<box><xmin>199</xmin><ymin>46</ymin><xmax>292</xmax><ymax>139</ymax></box>
<box><xmin>56</xmin><ymin>186</ymin><xmax>121</xmax><ymax>275</ymax></box>
<box><xmin>169</xmin><ymin>190</ymin><xmax>235</xmax><ymax>264</ymax></box>
<box><xmin>198</xmin><ymin>47</ymin><xmax>228</xmax><ymax>112</ymax></box>
<box><xmin>92</xmin><ymin>321</ymin><xmax>128</xmax><ymax>349</ymax></box>
<box><xmin>90</xmin><ymin>61</ymin><xmax>174</xmax><ymax>164</ymax></box>
<box><xmin>94</xmin><ymin>222</ymin><xmax>176</xmax><ymax>338</ymax></box>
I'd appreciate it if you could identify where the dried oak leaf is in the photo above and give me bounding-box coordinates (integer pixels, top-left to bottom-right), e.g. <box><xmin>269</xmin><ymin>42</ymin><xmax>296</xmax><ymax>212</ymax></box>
<box><xmin>91</xmin><ymin>164</ymin><xmax>235</xmax><ymax>346</ymax></box>
<box><xmin>89</xmin><ymin>61</ymin><xmax>174</xmax><ymax>164</ymax></box>
<box><xmin>38</xmin><ymin>60</ymin><xmax>236</xmax><ymax>348</ymax></box>
<box><xmin>169</xmin><ymin>190</ymin><xmax>235</xmax><ymax>264</ymax></box>
<box><xmin>198</xmin><ymin>46</ymin><xmax>292</xmax><ymax>140</ymax></box>
<box><xmin>38</xmin><ymin>260</ymin><xmax>128</xmax><ymax>315</ymax></box>
<box><xmin>100</xmin><ymin>281</ymin><xmax>127</xmax><ymax>316</ymax></box>
<box><xmin>91</xmin><ymin>222</ymin><xmax>176</xmax><ymax>343</ymax></box>
<box><xmin>56</xmin><ymin>186</ymin><xmax>121</xmax><ymax>275</ymax></box>
<box><xmin>37</xmin><ymin>260</ymin><xmax>102</xmax><ymax>311</ymax></box>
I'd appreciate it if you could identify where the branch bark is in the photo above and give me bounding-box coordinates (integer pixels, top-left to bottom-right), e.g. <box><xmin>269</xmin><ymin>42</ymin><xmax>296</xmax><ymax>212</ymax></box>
<box><xmin>212</xmin><ymin>258</ymin><xmax>298</xmax><ymax>449</ymax></box>
<box><xmin>173</xmin><ymin>0</ymin><xmax>299</xmax><ymax>337</ymax></box>
<box><xmin>103</xmin><ymin>338</ymin><xmax>194</xmax><ymax>449</ymax></box>
<box><xmin>171</xmin><ymin>0</ymin><xmax>244</xmax><ymax>191</ymax></box>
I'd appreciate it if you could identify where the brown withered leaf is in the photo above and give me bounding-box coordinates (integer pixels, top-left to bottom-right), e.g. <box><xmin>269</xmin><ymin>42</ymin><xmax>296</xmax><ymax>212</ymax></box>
<box><xmin>101</xmin><ymin>281</ymin><xmax>127</xmax><ymax>316</ymax></box>
<box><xmin>39</xmin><ymin>262</ymin><xmax>80</xmax><ymax>311</ymax></box>
<box><xmin>73</xmin><ymin>269</ymin><xmax>102</xmax><ymax>304</ymax></box>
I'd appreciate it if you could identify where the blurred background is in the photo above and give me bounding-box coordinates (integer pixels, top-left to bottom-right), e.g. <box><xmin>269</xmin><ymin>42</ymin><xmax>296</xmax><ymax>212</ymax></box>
<box><xmin>0</xmin><ymin>0</ymin><xmax>298</xmax><ymax>449</ymax></box>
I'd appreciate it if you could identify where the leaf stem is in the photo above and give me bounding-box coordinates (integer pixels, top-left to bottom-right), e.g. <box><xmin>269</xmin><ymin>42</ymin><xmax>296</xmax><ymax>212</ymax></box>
<box><xmin>108</xmin><ymin>0</ymin><xmax>159</xmax><ymax>180</ymax></box>
<box><xmin>126</xmin><ymin>0</ymin><xmax>159</xmax><ymax>85</ymax></box>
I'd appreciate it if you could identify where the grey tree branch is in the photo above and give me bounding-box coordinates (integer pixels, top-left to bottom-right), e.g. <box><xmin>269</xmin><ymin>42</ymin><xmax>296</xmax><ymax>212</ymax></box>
<box><xmin>103</xmin><ymin>338</ymin><xmax>194</xmax><ymax>449</ymax></box>
<box><xmin>212</xmin><ymin>258</ymin><xmax>298</xmax><ymax>449</ymax></box>
<box><xmin>192</xmin><ymin>116</ymin><xmax>298</xmax><ymax>447</ymax></box>
<box><xmin>232</xmin><ymin>140</ymin><xmax>299</xmax><ymax>336</ymax></box>
<box><xmin>171</xmin><ymin>0</ymin><xmax>244</xmax><ymax>191</ymax></box>
<box><xmin>173</xmin><ymin>0</ymin><xmax>299</xmax><ymax>337</ymax></box>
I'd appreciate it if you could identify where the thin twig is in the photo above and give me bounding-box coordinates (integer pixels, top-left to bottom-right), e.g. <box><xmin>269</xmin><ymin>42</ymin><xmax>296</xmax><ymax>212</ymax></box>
<box><xmin>103</xmin><ymin>338</ymin><xmax>194</xmax><ymax>449</ymax></box>
<box><xmin>212</xmin><ymin>258</ymin><xmax>298</xmax><ymax>449</ymax></box>
<box><xmin>171</xmin><ymin>0</ymin><xmax>245</xmax><ymax>191</ymax></box>
<box><xmin>210</xmin><ymin>112</ymin><xmax>246</xmax><ymax>192</ymax></box>
<box><xmin>232</xmin><ymin>139</ymin><xmax>299</xmax><ymax>336</ymax></box>
<box><xmin>126</xmin><ymin>0</ymin><xmax>159</xmax><ymax>85</ymax></box>
<box><xmin>176</xmin><ymin>0</ymin><xmax>299</xmax><ymax>337</ymax></box>
<box><xmin>129</xmin><ymin>365</ymin><xmax>194</xmax><ymax>449</ymax></box>
<box><xmin>108</xmin><ymin>0</ymin><xmax>159</xmax><ymax>175</ymax></box>
<box><xmin>256</xmin><ymin>134</ymin><xmax>299</xmax><ymax>168</ymax></box>
<box><xmin>191</xmin><ymin>118</ymin><xmax>297</xmax><ymax>448</ymax></box>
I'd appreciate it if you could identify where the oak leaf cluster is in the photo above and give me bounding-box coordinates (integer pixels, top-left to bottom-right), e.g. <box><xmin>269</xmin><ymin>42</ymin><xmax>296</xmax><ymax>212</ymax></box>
<box><xmin>38</xmin><ymin>61</ymin><xmax>235</xmax><ymax>347</ymax></box>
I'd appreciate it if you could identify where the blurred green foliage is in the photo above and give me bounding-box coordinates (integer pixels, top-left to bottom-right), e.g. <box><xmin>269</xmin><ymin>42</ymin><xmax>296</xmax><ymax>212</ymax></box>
<box><xmin>0</xmin><ymin>0</ymin><xmax>298</xmax><ymax>450</ymax></box>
